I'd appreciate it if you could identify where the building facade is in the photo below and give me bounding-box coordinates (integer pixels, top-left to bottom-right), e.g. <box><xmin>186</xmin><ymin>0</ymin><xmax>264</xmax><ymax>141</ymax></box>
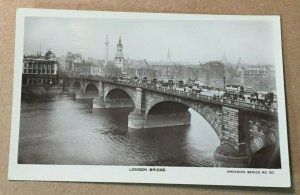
<box><xmin>22</xmin><ymin>50</ymin><xmax>59</xmax><ymax>85</ymax></box>
<box><xmin>198</xmin><ymin>61</ymin><xmax>225</xmax><ymax>87</ymax></box>
<box><xmin>73</xmin><ymin>60</ymin><xmax>103</xmax><ymax>76</ymax></box>
<box><xmin>65</xmin><ymin>51</ymin><xmax>82</xmax><ymax>72</ymax></box>
<box><xmin>239</xmin><ymin>65</ymin><xmax>276</xmax><ymax>91</ymax></box>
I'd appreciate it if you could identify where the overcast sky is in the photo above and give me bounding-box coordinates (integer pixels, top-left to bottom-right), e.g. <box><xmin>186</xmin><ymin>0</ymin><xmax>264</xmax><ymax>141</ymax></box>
<box><xmin>24</xmin><ymin>16</ymin><xmax>275</xmax><ymax>65</ymax></box>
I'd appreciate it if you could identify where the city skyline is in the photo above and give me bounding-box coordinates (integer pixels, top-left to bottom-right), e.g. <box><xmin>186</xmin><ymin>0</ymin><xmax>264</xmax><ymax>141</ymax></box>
<box><xmin>24</xmin><ymin>17</ymin><xmax>275</xmax><ymax>65</ymax></box>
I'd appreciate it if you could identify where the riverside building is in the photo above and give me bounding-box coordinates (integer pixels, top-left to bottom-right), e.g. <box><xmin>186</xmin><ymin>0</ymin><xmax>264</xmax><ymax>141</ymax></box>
<box><xmin>22</xmin><ymin>50</ymin><xmax>59</xmax><ymax>85</ymax></box>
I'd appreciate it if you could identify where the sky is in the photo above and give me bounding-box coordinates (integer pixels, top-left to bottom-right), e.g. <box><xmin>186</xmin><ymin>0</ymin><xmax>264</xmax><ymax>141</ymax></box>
<box><xmin>24</xmin><ymin>16</ymin><xmax>275</xmax><ymax>65</ymax></box>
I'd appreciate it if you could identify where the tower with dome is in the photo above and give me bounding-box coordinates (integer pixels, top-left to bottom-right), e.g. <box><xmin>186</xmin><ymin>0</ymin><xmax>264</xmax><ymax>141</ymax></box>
<box><xmin>22</xmin><ymin>49</ymin><xmax>59</xmax><ymax>86</ymax></box>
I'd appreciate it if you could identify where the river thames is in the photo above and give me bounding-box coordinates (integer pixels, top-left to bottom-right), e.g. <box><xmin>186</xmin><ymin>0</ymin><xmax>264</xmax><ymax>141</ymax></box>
<box><xmin>18</xmin><ymin>94</ymin><xmax>220</xmax><ymax>166</ymax></box>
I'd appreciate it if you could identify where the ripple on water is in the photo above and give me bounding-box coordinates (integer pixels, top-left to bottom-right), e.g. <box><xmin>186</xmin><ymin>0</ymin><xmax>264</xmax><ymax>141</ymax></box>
<box><xmin>18</xmin><ymin>95</ymin><xmax>220</xmax><ymax>166</ymax></box>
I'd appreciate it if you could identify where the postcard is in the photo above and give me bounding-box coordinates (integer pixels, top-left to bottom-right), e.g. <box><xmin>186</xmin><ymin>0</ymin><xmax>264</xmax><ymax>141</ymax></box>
<box><xmin>8</xmin><ymin>8</ymin><xmax>290</xmax><ymax>187</ymax></box>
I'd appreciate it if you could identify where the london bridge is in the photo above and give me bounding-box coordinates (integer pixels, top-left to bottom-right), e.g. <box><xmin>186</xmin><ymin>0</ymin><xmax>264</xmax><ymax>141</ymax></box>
<box><xmin>62</xmin><ymin>74</ymin><xmax>279</xmax><ymax>168</ymax></box>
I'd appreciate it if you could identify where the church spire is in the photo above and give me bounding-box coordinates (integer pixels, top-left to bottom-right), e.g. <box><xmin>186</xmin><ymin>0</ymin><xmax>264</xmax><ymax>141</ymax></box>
<box><xmin>115</xmin><ymin>35</ymin><xmax>124</xmax><ymax>70</ymax></box>
<box><xmin>119</xmin><ymin>35</ymin><xmax>122</xmax><ymax>44</ymax></box>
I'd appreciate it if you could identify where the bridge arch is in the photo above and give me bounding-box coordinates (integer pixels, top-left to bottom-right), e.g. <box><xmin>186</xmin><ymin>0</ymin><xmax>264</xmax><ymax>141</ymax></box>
<box><xmin>249</xmin><ymin>132</ymin><xmax>278</xmax><ymax>154</ymax></box>
<box><xmin>104</xmin><ymin>87</ymin><xmax>136</xmax><ymax>106</ymax></box>
<box><xmin>146</xmin><ymin>99</ymin><xmax>222</xmax><ymax>139</ymax></box>
<box><xmin>84</xmin><ymin>83</ymin><xmax>99</xmax><ymax>94</ymax></box>
<box><xmin>249</xmin><ymin>140</ymin><xmax>280</xmax><ymax>168</ymax></box>
<box><xmin>73</xmin><ymin>81</ymin><xmax>81</xmax><ymax>90</ymax></box>
<box><xmin>147</xmin><ymin>101</ymin><xmax>189</xmax><ymax>115</ymax></box>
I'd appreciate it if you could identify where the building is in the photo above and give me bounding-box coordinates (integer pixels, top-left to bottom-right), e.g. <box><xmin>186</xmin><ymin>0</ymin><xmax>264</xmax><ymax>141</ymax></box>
<box><xmin>57</xmin><ymin>55</ymin><xmax>66</xmax><ymax>72</ymax></box>
<box><xmin>91</xmin><ymin>64</ymin><xmax>102</xmax><ymax>76</ymax></box>
<box><xmin>73</xmin><ymin>59</ymin><xmax>103</xmax><ymax>76</ymax></box>
<box><xmin>114</xmin><ymin>36</ymin><xmax>124</xmax><ymax>70</ymax></box>
<box><xmin>238</xmin><ymin>64</ymin><xmax>276</xmax><ymax>91</ymax></box>
<box><xmin>22</xmin><ymin>49</ymin><xmax>59</xmax><ymax>85</ymax></box>
<box><xmin>73</xmin><ymin>60</ymin><xmax>92</xmax><ymax>75</ymax></box>
<box><xmin>65</xmin><ymin>51</ymin><xmax>82</xmax><ymax>72</ymax></box>
<box><xmin>199</xmin><ymin>61</ymin><xmax>225</xmax><ymax>87</ymax></box>
<box><xmin>127</xmin><ymin>66</ymin><xmax>156</xmax><ymax>80</ymax></box>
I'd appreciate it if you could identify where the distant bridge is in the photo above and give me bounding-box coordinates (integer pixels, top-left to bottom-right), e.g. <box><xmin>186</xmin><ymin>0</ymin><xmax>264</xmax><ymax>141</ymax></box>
<box><xmin>64</xmin><ymin>75</ymin><xmax>279</xmax><ymax>168</ymax></box>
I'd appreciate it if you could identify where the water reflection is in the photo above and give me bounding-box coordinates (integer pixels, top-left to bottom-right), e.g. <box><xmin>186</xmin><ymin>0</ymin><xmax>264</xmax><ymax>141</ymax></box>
<box><xmin>18</xmin><ymin>94</ymin><xmax>220</xmax><ymax>166</ymax></box>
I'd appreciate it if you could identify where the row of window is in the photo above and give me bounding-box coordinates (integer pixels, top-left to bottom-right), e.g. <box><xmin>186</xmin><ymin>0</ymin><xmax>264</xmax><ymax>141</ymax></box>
<box><xmin>24</xmin><ymin>63</ymin><xmax>56</xmax><ymax>68</ymax></box>
<box><xmin>24</xmin><ymin>64</ymin><xmax>54</xmax><ymax>69</ymax></box>
<box><xmin>23</xmin><ymin>69</ymin><xmax>56</xmax><ymax>74</ymax></box>
<box><xmin>244</xmin><ymin>70</ymin><xmax>273</xmax><ymax>74</ymax></box>
<box><xmin>25</xmin><ymin>79</ymin><xmax>55</xmax><ymax>85</ymax></box>
<box><xmin>23</xmin><ymin>66</ymin><xmax>55</xmax><ymax>70</ymax></box>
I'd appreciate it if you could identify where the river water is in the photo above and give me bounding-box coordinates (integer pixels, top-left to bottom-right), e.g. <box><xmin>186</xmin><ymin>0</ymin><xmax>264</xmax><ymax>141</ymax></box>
<box><xmin>18</xmin><ymin>94</ymin><xmax>220</xmax><ymax>166</ymax></box>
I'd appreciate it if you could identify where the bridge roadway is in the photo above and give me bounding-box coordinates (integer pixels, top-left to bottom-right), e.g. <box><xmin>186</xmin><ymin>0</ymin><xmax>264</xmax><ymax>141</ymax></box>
<box><xmin>71</xmin><ymin>75</ymin><xmax>277</xmax><ymax>117</ymax></box>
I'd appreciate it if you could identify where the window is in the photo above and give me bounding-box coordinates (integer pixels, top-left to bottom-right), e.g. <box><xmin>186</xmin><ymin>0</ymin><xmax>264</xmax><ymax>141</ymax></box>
<box><xmin>43</xmin><ymin>64</ymin><xmax>47</xmax><ymax>74</ymax></box>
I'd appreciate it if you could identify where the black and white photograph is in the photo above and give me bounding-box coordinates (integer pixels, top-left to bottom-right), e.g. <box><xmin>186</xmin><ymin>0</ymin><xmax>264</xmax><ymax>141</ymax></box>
<box><xmin>9</xmin><ymin>9</ymin><xmax>290</xmax><ymax>187</ymax></box>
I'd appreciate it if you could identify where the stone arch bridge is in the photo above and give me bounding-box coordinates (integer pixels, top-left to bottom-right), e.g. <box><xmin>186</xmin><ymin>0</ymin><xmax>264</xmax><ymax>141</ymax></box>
<box><xmin>65</xmin><ymin>76</ymin><xmax>279</xmax><ymax>168</ymax></box>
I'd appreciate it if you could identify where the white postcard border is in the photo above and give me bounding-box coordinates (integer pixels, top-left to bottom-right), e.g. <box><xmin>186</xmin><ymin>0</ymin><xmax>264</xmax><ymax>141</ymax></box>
<box><xmin>8</xmin><ymin>8</ymin><xmax>291</xmax><ymax>188</ymax></box>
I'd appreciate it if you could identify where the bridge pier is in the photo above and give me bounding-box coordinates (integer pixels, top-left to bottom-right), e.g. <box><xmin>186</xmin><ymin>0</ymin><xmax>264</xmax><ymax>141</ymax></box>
<box><xmin>75</xmin><ymin>92</ymin><xmax>98</xmax><ymax>99</ymax></box>
<box><xmin>128</xmin><ymin>108</ymin><xmax>147</xmax><ymax>129</ymax></box>
<box><xmin>75</xmin><ymin>91</ymin><xmax>84</xmax><ymax>99</ymax></box>
<box><xmin>214</xmin><ymin>106</ymin><xmax>250</xmax><ymax>167</ymax></box>
<box><xmin>214</xmin><ymin>144</ymin><xmax>249</xmax><ymax>167</ymax></box>
<box><xmin>93</xmin><ymin>97</ymin><xmax>134</xmax><ymax>108</ymax></box>
<box><xmin>68</xmin><ymin>88</ymin><xmax>78</xmax><ymax>95</ymax></box>
<box><xmin>93</xmin><ymin>97</ymin><xmax>106</xmax><ymax>108</ymax></box>
<box><xmin>128</xmin><ymin>87</ymin><xmax>192</xmax><ymax>129</ymax></box>
<box><xmin>104</xmin><ymin>98</ymin><xmax>134</xmax><ymax>108</ymax></box>
<box><xmin>128</xmin><ymin>110</ymin><xmax>191</xmax><ymax>129</ymax></box>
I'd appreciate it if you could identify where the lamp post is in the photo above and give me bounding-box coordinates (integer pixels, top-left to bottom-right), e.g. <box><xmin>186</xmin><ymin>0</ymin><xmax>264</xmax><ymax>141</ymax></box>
<box><xmin>223</xmin><ymin>64</ymin><xmax>226</xmax><ymax>91</ymax></box>
<box><xmin>223</xmin><ymin>76</ymin><xmax>226</xmax><ymax>91</ymax></box>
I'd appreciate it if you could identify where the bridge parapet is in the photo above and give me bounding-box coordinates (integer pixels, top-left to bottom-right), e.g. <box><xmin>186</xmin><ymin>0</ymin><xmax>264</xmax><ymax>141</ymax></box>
<box><xmin>66</xmin><ymin>75</ymin><xmax>277</xmax><ymax>116</ymax></box>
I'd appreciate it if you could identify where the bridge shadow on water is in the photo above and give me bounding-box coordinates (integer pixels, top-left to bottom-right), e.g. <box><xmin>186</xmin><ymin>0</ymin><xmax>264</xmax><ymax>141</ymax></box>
<box><xmin>85</xmin><ymin>98</ymin><xmax>218</xmax><ymax>166</ymax></box>
<box><xmin>127</xmin><ymin>126</ymin><xmax>192</xmax><ymax>166</ymax></box>
<box><xmin>90</xmin><ymin>105</ymin><xmax>219</xmax><ymax>167</ymax></box>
